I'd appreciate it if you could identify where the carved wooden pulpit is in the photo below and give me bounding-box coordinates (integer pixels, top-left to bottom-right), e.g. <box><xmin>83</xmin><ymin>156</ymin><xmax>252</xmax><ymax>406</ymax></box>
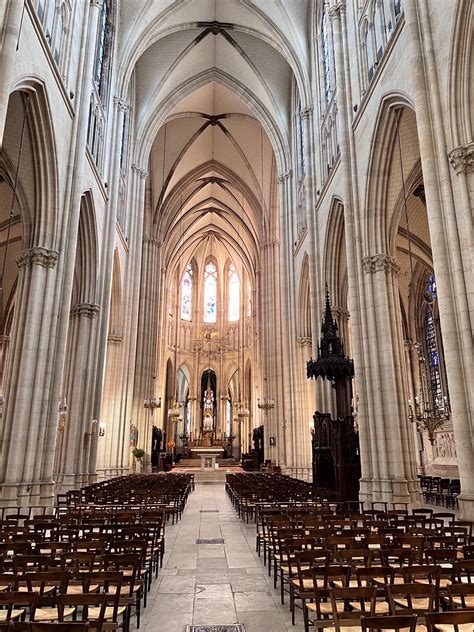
<box><xmin>307</xmin><ymin>288</ymin><xmax>360</xmax><ymax>502</ymax></box>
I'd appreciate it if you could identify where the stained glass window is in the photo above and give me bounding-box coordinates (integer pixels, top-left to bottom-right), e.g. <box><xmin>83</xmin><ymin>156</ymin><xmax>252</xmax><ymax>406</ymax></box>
<box><xmin>424</xmin><ymin>304</ymin><xmax>443</xmax><ymax>407</ymax></box>
<box><xmin>204</xmin><ymin>261</ymin><xmax>217</xmax><ymax>323</ymax></box>
<box><xmin>424</xmin><ymin>274</ymin><xmax>437</xmax><ymax>303</ymax></box>
<box><xmin>322</xmin><ymin>2</ymin><xmax>333</xmax><ymax>103</ymax></box>
<box><xmin>228</xmin><ymin>263</ymin><xmax>240</xmax><ymax>322</ymax></box>
<box><xmin>94</xmin><ymin>0</ymin><xmax>113</xmax><ymax>102</ymax></box>
<box><xmin>181</xmin><ymin>264</ymin><xmax>192</xmax><ymax>321</ymax></box>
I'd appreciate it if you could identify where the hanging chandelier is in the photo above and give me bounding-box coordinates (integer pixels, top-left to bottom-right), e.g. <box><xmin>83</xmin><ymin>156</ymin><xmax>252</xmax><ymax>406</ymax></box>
<box><xmin>257</xmin><ymin>378</ymin><xmax>274</xmax><ymax>414</ymax></box>
<box><xmin>394</xmin><ymin>109</ymin><xmax>450</xmax><ymax>445</ymax></box>
<box><xmin>408</xmin><ymin>341</ymin><xmax>450</xmax><ymax>444</ymax></box>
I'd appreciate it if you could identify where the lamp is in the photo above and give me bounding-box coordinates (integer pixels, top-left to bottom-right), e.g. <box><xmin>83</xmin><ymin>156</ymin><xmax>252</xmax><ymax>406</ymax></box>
<box><xmin>408</xmin><ymin>342</ymin><xmax>450</xmax><ymax>444</ymax></box>
<box><xmin>257</xmin><ymin>378</ymin><xmax>275</xmax><ymax>414</ymax></box>
<box><xmin>394</xmin><ymin>109</ymin><xmax>450</xmax><ymax>445</ymax></box>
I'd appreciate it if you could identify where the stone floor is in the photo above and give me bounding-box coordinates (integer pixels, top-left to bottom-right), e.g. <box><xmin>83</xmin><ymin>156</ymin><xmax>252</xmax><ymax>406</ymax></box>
<box><xmin>139</xmin><ymin>481</ymin><xmax>303</xmax><ymax>632</ymax></box>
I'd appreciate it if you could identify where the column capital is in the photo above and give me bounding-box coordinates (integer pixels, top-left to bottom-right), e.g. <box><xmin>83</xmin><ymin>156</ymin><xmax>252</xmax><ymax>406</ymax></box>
<box><xmin>448</xmin><ymin>143</ymin><xmax>474</xmax><ymax>174</ymax></box>
<box><xmin>262</xmin><ymin>238</ymin><xmax>280</xmax><ymax>249</ymax></box>
<box><xmin>143</xmin><ymin>235</ymin><xmax>162</xmax><ymax>247</ymax></box>
<box><xmin>362</xmin><ymin>253</ymin><xmax>401</xmax><ymax>275</ymax></box>
<box><xmin>16</xmin><ymin>247</ymin><xmax>59</xmax><ymax>269</ymax></box>
<box><xmin>70</xmin><ymin>303</ymin><xmax>100</xmax><ymax>318</ymax></box>
<box><xmin>297</xmin><ymin>336</ymin><xmax>312</xmax><ymax>347</ymax></box>
<box><xmin>329</xmin><ymin>4</ymin><xmax>342</xmax><ymax>21</ymax></box>
<box><xmin>107</xmin><ymin>334</ymin><xmax>122</xmax><ymax>344</ymax></box>
<box><xmin>333</xmin><ymin>306</ymin><xmax>350</xmax><ymax>322</ymax></box>
<box><xmin>299</xmin><ymin>106</ymin><xmax>314</xmax><ymax>120</ymax></box>
<box><xmin>131</xmin><ymin>164</ymin><xmax>148</xmax><ymax>179</ymax></box>
<box><xmin>277</xmin><ymin>170</ymin><xmax>293</xmax><ymax>183</ymax></box>
<box><xmin>113</xmin><ymin>96</ymin><xmax>129</xmax><ymax>112</ymax></box>
<box><xmin>0</xmin><ymin>334</ymin><xmax>10</xmax><ymax>345</ymax></box>
<box><xmin>90</xmin><ymin>0</ymin><xmax>103</xmax><ymax>7</ymax></box>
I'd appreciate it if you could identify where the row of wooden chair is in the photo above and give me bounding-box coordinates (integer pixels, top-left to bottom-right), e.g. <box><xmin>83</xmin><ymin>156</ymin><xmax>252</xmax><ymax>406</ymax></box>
<box><xmin>0</xmin><ymin>474</ymin><xmax>194</xmax><ymax>632</ymax></box>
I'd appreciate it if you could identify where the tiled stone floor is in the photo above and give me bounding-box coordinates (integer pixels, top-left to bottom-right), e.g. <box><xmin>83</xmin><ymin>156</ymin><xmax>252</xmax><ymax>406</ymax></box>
<box><xmin>139</xmin><ymin>482</ymin><xmax>304</xmax><ymax>632</ymax></box>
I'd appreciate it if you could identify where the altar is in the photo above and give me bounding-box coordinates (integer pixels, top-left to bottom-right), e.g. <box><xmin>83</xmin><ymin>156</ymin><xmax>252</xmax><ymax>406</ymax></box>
<box><xmin>199</xmin><ymin>454</ymin><xmax>218</xmax><ymax>470</ymax></box>
<box><xmin>190</xmin><ymin>447</ymin><xmax>225</xmax><ymax>459</ymax></box>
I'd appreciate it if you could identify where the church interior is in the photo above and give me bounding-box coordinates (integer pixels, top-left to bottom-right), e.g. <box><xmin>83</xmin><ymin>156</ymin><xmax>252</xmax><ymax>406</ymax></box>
<box><xmin>0</xmin><ymin>0</ymin><xmax>473</xmax><ymax>628</ymax></box>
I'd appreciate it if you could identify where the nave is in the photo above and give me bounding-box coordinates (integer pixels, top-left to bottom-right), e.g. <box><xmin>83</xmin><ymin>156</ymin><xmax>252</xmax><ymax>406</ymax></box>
<box><xmin>143</xmin><ymin>480</ymin><xmax>297</xmax><ymax>632</ymax></box>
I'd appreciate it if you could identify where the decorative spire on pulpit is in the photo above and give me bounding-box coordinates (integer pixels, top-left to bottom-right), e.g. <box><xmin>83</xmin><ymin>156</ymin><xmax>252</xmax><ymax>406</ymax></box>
<box><xmin>307</xmin><ymin>285</ymin><xmax>354</xmax><ymax>383</ymax></box>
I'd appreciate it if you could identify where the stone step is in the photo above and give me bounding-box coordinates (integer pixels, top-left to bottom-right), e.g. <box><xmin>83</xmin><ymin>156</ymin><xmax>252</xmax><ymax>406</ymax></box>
<box><xmin>178</xmin><ymin>458</ymin><xmax>237</xmax><ymax>467</ymax></box>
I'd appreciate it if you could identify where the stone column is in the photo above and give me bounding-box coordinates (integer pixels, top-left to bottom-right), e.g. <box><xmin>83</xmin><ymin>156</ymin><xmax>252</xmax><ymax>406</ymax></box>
<box><xmin>41</xmin><ymin>0</ymin><xmax>99</xmax><ymax>493</ymax></box>
<box><xmin>0</xmin><ymin>334</ymin><xmax>10</xmax><ymax>393</ymax></box>
<box><xmin>132</xmin><ymin>233</ymin><xmax>162</xmax><ymax>473</ymax></box>
<box><xmin>0</xmin><ymin>247</ymin><xmax>59</xmax><ymax>506</ymax></box>
<box><xmin>448</xmin><ymin>144</ymin><xmax>474</xmax><ymax>336</ymax></box>
<box><xmin>57</xmin><ymin>302</ymin><xmax>100</xmax><ymax>489</ymax></box>
<box><xmin>0</xmin><ymin>1</ymin><xmax>24</xmax><ymax>149</ymax></box>
<box><xmin>97</xmin><ymin>333</ymin><xmax>124</xmax><ymax>478</ymax></box>
<box><xmin>361</xmin><ymin>254</ymin><xmax>419</xmax><ymax>504</ymax></box>
<box><xmin>299</xmin><ymin>107</ymin><xmax>326</xmax><ymax>467</ymax></box>
<box><xmin>404</xmin><ymin>0</ymin><xmax>474</xmax><ymax>518</ymax></box>
<box><xmin>330</xmin><ymin>2</ymin><xmax>373</xmax><ymax>505</ymax></box>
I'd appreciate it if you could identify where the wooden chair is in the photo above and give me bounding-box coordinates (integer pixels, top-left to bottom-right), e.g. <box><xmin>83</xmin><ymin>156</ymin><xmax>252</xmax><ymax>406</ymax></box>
<box><xmin>30</xmin><ymin>624</ymin><xmax>90</xmax><ymax>632</ymax></box>
<box><xmin>361</xmin><ymin>614</ymin><xmax>417</xmax><ymax>631</ymax></box>
<box><xmin>56</xmin><ymin>593</ymin><xmax>109</xmax><ymax>632</ymax></box>
<box><xmin>329</xmin><ymin>586</ymin><xmax>377</xmax><ymax>629</ymax></box>
<box><xmin>0</xmin><ymin>593</ymin><xmax>36</xmax><ymax>623</ymax></box>
<box><xmin>447</xmin><ymin>583</ymin><xmax>474</xmax><ymax>610</ymax></box>
<box><xmin>425</xmin><ymin>609</ymin><xmax>474</xmax><ymax>631</ymax></box>
<box><xmin>388</xmin><ymin>583</ymin><xmax>435</xmax><ymax>624</ymax></box>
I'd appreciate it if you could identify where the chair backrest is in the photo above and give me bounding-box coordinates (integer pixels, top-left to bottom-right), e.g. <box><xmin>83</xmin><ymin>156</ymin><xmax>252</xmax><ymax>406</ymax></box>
<box><xmin>388</xmin><ymin>582</ymin><xmax>435</xmax><ymax>615</ymax></box>
<box><xmin>30</xmin><ymin>624</ymin><xmax>90</xmax><ymax>632</ymax></box>
<box><xmin>448</xmin><ymin>583</ymin><xmax>474</xmax><ymax>609</ymax></box>
<box><xmin>361</xmin><ymin>614</ymin><xmax>417</xmax><ymax>631</ymax></box>
<box><xmin>330</xmin><ymin>586</ymin><xmax>377</xmax><ymax>626</ymax></box>
<box><xmin>426</xmin><ymin>609</ymin><xmax>474</xmax><ymax>631</ymax></box>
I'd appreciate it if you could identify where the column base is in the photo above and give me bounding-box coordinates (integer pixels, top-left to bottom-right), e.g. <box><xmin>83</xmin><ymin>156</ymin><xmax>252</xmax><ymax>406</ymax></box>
<box><xmin>285</xmin><ymin>466</ymin><xmax>312</xmax><ymax>481</ymax></box>
<box><xmin>359</xmin><ymin>477</ymin><xmax>421</xmax><ymax>508</ymax></box>
<box><xmin>457</xmin><ymin>494</ymin><xmax>474</xmax><ymax>521</ymax></box>
<box><xmin>0</xmin><ymin>479</ymin><xmax>56</xmax><ymax>510</ymax></box>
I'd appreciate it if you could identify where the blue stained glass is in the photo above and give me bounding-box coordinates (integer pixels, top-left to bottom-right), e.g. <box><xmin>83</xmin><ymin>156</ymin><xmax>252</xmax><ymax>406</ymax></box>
<box><xmin>424</xmin><ymin>303</ymin><xmax>442</xmax><ymax>406</ymax></box>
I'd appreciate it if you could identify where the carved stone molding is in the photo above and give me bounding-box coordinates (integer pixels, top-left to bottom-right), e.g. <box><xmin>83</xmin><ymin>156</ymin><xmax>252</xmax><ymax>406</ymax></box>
<box><xmin>362</xmin><ymin>253</ymin><xmax>401</xmax><ymax>276</ymax></box>
<box><xmin>329</xmin><ymin>4</ymin><xmax>341</xmax><ymax>20</ymax></box>
<box><xmin>262</xmin><ymin>238</ymin><xmax>280</xmax><ymax>249</ymax></box>
<box><xmin>297</xmin><ymin>336</ymin><xmax>312</xmax><ymax>347</ymax></box>
<box><xmin>403</xmin><ymin>338</ymin><xmax>414</xmax><ymax>351</ymax></box>
<box><xmin>107</xmin><ymin>334</ymin><xmax>122</xmax><ymax>345</ymax></box>
<box><xmin>16</xmin><ymin>247</ymin><xmax>59</xmax><ymax>269</ymax></box>
<box><xmin>131</xmin><ymin>164</ymin><xmax>148</xmax><ymax>179</ymax></box>
<box><xmin>277</xmin><ymin>170</ymin><xmax>293</xmax><ymax>184</ymax></box>
<box><xmin>448</xmin><ymin>143</ymin><xmax>474</xmax><ymax>174</ymax></box>
<box><xmin>143</xmin><ymin>235</ymin><xmax>162</xmax><ymax>247</ymax></box>
<box><xmin>413</xmin><ymin>184</ymin><xmax>426</xmax><ymax>205</ymax></box>
<box><xmin>70</xmin><ymin>303</ymin><xmax>100</xmax><ymax>319</ymax></box>
<box><xmin>300</xmin><ymin>106</ymin><xmax>314</xmax><ymax>120</ymax></box>
<box><xmin>333</xmin><ymin>306</ymin><xmax>350</xmax><ymax>322</ymax></box>
<box><xmin>113</xmin><ymin>96</ymin><xmax>129</xmax><ymax>112</ymax></box>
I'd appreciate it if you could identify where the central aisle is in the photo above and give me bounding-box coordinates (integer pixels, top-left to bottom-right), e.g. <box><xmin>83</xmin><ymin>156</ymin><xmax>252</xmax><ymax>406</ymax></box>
<box><xmin>142</xmin><ymin>481</ymin><xmax>303</xmax><ymax>632</ymax></box>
